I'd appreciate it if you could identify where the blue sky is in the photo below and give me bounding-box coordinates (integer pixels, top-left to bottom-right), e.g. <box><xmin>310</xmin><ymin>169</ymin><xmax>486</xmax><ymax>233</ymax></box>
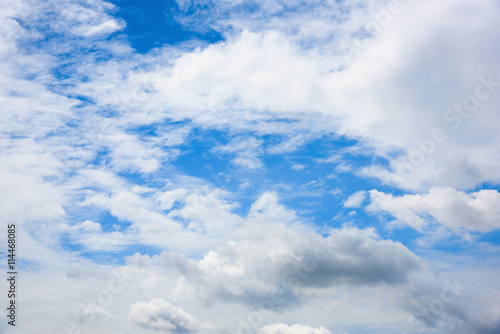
<box><xmin>1</xmin><ymin>0</ymin><xmax>500</xmax><ymax>333</ymax></box>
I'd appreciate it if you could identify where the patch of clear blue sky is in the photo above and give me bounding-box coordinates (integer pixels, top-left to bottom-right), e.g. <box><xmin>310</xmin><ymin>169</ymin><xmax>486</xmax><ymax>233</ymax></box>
<box><xmin>110</xmin><ymin>0</ymin><xmax>224</xmax><ymax>53</ymax></box>
<box><xmin>477</xmin><ymin>230</ymin><xmax>500</xmax><ymax>245</ymax></box>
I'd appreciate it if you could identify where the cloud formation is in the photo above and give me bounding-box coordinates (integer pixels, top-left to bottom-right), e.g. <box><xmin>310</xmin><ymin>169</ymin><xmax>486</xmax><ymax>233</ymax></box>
<box><xmin>129</xmin><ymin>299</ymin><xmax>204</xmax><ymax>333</ymax></box>
<box><xmin>1</xmin><ymin>0</ymin><xmax>500</xmax><ymax>333</ymax></box>
<box><xmin>369</xmin><ymin>187</ymin><xmax>500</xmax><ymax>233</ymax></box>
<box><xmin>258</xmin><ymin>323</ymin><xmax>333</xmax><ymax>334</ymax></box>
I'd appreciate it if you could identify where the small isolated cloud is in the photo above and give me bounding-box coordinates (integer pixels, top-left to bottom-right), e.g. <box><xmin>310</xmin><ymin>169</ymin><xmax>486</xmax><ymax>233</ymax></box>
<box><xmin>316</xmin><ymin>154</ymin><xmax>343</xmax><ymax>164</ymax></box>
<box><xmin>80</xmin><ymin>19</ymin><xmax>122</xmax><ymax>37</ymax></box>
<box><xmin>334</xmin><ymin>163</ymin><xmax>352</xmax><ymax>174</ymax></box>
<box><xmin>259</xmin><ymin>323</ymin><xmax>333</xmax><ymax>334</ymax></box>
<box><xmin>128</xmin><ymin>299</ymin><xmax>202</xmax><ymax>333</ymax></box>
<box><xmin>343</xmin><ymin>191</ymin><xmax>366</xmax><ymax>208</ymax></box>
<box><xmin>291</xmin><ymin>163</ymin><xmax>306</xmax><ymax>171</ymax></box>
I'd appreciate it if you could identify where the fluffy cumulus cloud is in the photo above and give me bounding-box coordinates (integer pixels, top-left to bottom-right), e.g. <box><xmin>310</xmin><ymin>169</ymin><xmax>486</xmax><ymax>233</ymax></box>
<box><xmin>128</xmin><ymin>299</ymin><xmax>203</xmax><ymax>333</ymax></box>
<box><xmin>148</xmin><ymin>223</ymin><xmax>420</xmax><ymax>309</ymax></box>
<box><xmin>1</xmin><ymin>0</ymin><xmax>500</xmax><ymax>333</ymax></box>
<box><xmin>369</xmin><ymin>187</ymin><xmax>500</xmax><ymax>233</ymax></box>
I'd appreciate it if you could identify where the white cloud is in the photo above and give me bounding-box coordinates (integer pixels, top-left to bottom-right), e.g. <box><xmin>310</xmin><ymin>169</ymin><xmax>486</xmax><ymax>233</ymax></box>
<box><xmin>213</xmin><ymin>136</ymin><xmax>267</xmax><ymax>170</ymax></box>
<box><xmin>259</xmin><ymin>323</ymin><xmax>333</xmax><ymax>334</ymax></box>
<box><xmin>60</xmin><ymin>220</ymin><xmax>102</xmax><ymax>233</ymax></box>
<box><xmin>291</xmin><ymin>163</ymin><xmax>306</xmax><ymax>171</ymax></box>
<box><xmin>343</xmin><ymin>191</ymin><xmax>366</xmax><ymax>208</ymax></box>
<box><xmin>369</xmin><ymin>187</ymin><xmax>500</xmax><ymax>233</ymax></box>
<box><xmin>76</xmin><ymin>303</ymin><xmax>114</xmax><ymax>322</ymax></box>
<box><xmin>128</xmin><ymin>299</ymin><xmax>204</xmax><ymax>333</ymax></box>
<box><xmin>146</xmin><ymin>220</ymin><xmax>420</xmax><ymax>310</ymax></box>
<box><xmin>43</xmin><ymin>0</ymin><xmax>125</xmax><ymax>37</ymax></box>
<box><xmin>334</xmin><ymin>163</ymin><xmax>352</xmax><ymax>174</ymax></box>
<box><xmin>330</xmin><ymin>0</ymin><xmax>500</xmax><ymax>191</ymax></box>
